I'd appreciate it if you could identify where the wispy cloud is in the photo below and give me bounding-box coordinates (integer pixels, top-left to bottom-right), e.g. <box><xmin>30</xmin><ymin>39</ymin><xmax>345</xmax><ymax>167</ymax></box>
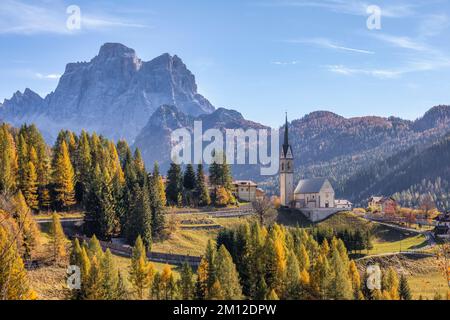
<box><xmin>326</xmin><ymin>55</ymin><xmax>450</xmax><ymax>79</ymax></box>
<box><xmin>271</xmin><ymin>60</ymin><xmax>300</xmax><ymax>66</ymax></box>
<box><xmin>0</xmin><ymin>0</ymin><xmax>151</xmax><ymax>35</ymax></box>
<box><xmin>288</xmin><ymin>38</ymin><xmax>374</xmax><ymax>54</ymax></box>
<box><xmin>81</xmin><ymin>16</ymin><xmax>149</xmax><ymax>29</ymax></box>
<box><xmin>257</xmin><ymin>0</ymin><xmax>416</xmax><ymax>18</ymax></box>
<box><xmin>35</xmin><ymin>73</ymin><xmax>61</xmax><ymax>80</ymax></box>
<box><xmin>326</xmin><ymin>65</ymin><xmax>401</xmax><ymax>78</ymax></box>
<box><xmin>370</xmin><ymin>34</ymin><xmax>429</xmax><ymax>52</ymax></box>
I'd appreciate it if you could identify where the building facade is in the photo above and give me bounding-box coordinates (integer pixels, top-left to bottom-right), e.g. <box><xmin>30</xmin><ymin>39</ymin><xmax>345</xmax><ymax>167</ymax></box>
<box><xmin>434</xmin><ymin>212</ymin><xmax>450</xmax><ymax>239</ymax></box>
<box><xmin>233</xmin><ymin>180</ymin><xmax>258</xmax><ymax>202</ymax></box>
<box><xmin>368</xmin><ymin>196</ymin><xmax>397</xmax><ymax>214</ymax></box>
<box><xmin>294</xmin><ymin>178</ymin><xmax>335</xmax><ymax>209</ymax></box>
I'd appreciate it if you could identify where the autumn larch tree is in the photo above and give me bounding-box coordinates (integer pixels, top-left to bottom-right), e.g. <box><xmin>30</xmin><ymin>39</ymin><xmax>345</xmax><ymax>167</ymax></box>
<box><xmin>0</xmin><ymin>124</ymin><xmax>18</xmax><ymax>194</ymax></box>
<box><xmin>49</xmin><ymin>212</ymin><xmax>67</xmax><ymax>265</ymax></box>
<box><xmin>128</xmin><ymin>236</ymin><xmax>155</xmax><ymax>300</ymax></box>
<box><xmin>52</xmin><ymin>141</ymin><xmax>76</xmax><ymax>210</ymax></box>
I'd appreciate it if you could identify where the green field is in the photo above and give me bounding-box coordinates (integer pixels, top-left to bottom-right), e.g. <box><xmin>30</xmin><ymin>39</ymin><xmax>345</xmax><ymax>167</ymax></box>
<box><xmin>151</xmin><ymin>213</ymin><xmax>256</xmax><ymax>256</ymax></box>
<box><xmin>276</xmin><ymin>209</ymin><xmax>372</xmax><ymax>232</ymax></box>
<box><xmin>368</xmin><ymin>234</ymin><xmax>428</xmax><ymax>255</ymax></box>
<box><xmin>34</xmin><ymin>211</ymin><xmax>85</xmax><ymax>220</ymax></box>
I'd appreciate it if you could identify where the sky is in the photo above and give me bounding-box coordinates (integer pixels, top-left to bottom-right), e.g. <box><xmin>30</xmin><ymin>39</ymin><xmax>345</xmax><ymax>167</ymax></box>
<box><xmin>0</xmin><ymin>0</ymin><xmax>450</xmax><ymax>127</ymax></box>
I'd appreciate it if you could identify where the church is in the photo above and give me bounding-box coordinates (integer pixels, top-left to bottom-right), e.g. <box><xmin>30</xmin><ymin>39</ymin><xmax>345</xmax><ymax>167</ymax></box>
<box><xmin>279</xmin><ymin>115</ymin><xmax>342</xmax><ymax>222</ymax></box>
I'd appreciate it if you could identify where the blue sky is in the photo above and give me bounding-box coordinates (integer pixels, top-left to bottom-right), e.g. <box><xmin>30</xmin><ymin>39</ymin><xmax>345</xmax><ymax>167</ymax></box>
<box><xmin>1</xmin><ymin>0</ymin><xmax>450</xmax><ymax>127</ymax></box>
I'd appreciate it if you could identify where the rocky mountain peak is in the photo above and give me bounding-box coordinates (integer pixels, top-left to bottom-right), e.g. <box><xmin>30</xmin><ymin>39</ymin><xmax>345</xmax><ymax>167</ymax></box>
<box><xmin>302</xmin><ymin>111</ymin><xmax>343</xmax><ymax>121</ymax></box>
<box><xmin>414</xmin><ymin>105</ymin><xmax>450</xmax><ymax>131</ymax></box>
<box><xmin>147</xmin><ymin>105</ymin><xmax>193</xmax><ymax>129</ymax></box>
<box><xmin>4</xmin><ymin>88</ymin><xmax>43</xmax><ymax>106</ymax></box>
<box><xmin>97</xmin><ymin>42</ymin><xmax>138</xmax><ymax>60</ymax></box>
<box><xmin>0</xmin><ymin>43</ymin><xmax>215</xmax><ymax>142</ymax></box>
<box><xmin>92</xmin><ymin>42</ymin><xmax>142</xmax><ymax>71</ymax></box>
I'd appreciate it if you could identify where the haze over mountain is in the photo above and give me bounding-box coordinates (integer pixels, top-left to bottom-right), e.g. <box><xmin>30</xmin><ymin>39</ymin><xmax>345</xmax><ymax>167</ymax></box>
<box><xmin>0</xmin><ymin>43</ymin><xmax>214</xmax><ymax>142</ymax></box>
<box><xmin>133</xmin><ymin>105</ymin><xmax>267</xmax><ymax>174</ymax></box>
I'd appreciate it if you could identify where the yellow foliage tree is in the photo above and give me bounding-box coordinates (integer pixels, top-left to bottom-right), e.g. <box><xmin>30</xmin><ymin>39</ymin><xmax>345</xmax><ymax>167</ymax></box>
<box><xmin>0</xmin><ymin>124</ymin><xmax>18</xmax><ymax>194</ymax></box>
<box><xmin>349</xmin><ymin>260</ymin><xmax>364</xmax><ymax>300</ymax></box>
<box><xmin>53</xmin><ymin>141</ymin><xmax>76</xmax><ymax>210</ymax></box>
<box><xmin>14</xmin><ymin>192</ymin><xmax>40</xmax><ymax>260</ymax></box>
<box><xmin>208</xmin><ymin>280</ymin><xmax>224</xmax><ymax>300</ymax></box>
<box><xmin>158</xmin><ymin>176</ymin><xmax>167</xmax><ymax>206</ymax></box>
<box><xmin>49</xmin><ymin>212</ymin><xmax>67</xmax><ymax>265</ymax></box>
<box><xmin>0</xmin><ymin>222</ymin><xmax>35</xmax><ymax>300</ymax></box>
<box><xmin>196</xmin><ymin>257</ymin><xmax>209</xmax><ymax>299</ymax></box>
<box><xmin>382</xmin><ymin>267</ymin><xmax>399</xmax><ymax>300</ymax></box>
<box><xmin>160</xmin><ymin>264</ymin><xmax>176</xmax><ymax>300</ymax></box>
<box><xmin>23</xmin><ymin>161</ymin><xmax>39</xmax><ymax>210</ymax></box>
<box><xmin>266</xmin><ymin>289</ymin><xmax>279</xmax><ymax>300</ymax></box>
<box><xmin>215</xmin><ymin>186</ymin><xmax>231</xmax><ymax>207</ymax></box>
<box><xmin>129</xmin><ymin>236</ymin><xmax>155</xmax><ymax>299</ymax></box>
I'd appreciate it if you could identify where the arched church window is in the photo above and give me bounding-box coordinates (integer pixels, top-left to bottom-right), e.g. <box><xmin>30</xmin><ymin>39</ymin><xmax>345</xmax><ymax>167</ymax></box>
<box><xmin>281</xmin><ymin>163</ymin><xmax>284</xmax><ymax>171</ymax></box>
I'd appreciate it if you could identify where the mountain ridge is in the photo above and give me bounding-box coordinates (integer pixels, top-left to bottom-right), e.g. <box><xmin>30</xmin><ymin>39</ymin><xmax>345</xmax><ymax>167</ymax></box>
<box><xmin>0</xmin><ymin>43</ymin><xmax>215</xmax><ymax>143</ymax></box>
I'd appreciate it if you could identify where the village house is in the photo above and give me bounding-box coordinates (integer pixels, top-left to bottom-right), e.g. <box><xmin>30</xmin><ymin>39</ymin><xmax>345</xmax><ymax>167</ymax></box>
<box><xmin>335</xmin><ymin>199</ymin><xmax>353</xmax><ymax>209</ymax></box>
<box><xmin>233</xmin><ymin>180</ymin><xmax>264</xmax><ymax>202</ymax></box>
<box><xmin>434</xmin><ymin>212</ymin><xmax>450</xmax><ymax>239</ymax></box>
<box><xmin>368</xmin><ymin>196</ymin><xmax>383</xmax><ymax>208</ymax></box>
<box><xmin>368</xmin><ymin>196</ymin><xmax>397</xmax><ymax>214</ymax></box>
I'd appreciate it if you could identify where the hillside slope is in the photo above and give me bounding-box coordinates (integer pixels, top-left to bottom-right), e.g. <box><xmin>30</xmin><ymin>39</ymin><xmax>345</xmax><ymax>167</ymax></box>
<box><xmin>341</xmin><ymin>133</ymin><xmax>450</xmax><ymax>209</ymax></box>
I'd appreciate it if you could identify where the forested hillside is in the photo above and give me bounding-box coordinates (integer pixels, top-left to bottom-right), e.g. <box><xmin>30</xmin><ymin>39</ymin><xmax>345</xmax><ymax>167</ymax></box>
<box><xmin>262</xmin><ymin>106</ymin><xmax>450</xmax><ymax>203</ymax></box>
<box><xmin>289</xmin><ymin>106</ymin><xmax>450</xmax><ymax>190</ymax></box>
<box><xmin>341</xmin><ymin>133</ymin><xmax>450</xmax><ymax>209</ymax></box>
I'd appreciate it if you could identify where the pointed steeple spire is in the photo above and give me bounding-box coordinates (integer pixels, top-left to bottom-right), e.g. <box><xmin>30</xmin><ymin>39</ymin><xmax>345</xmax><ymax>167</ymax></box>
<box><xmin>283</xmin><ymin>112</ymin><xmax>289</xmax><ymax>147</ymax></box>
<box><xmin>282</xmin><ymin>112</ymin><xmax>291</xmax><ymax>157</ymax></box>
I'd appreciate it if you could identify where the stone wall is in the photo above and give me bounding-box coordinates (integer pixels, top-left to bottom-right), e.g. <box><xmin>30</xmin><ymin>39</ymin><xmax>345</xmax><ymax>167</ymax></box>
<box><xmin>299</xmin><ymin>208</ymin><xmax>344</xmax><ymax>222</ymax></box>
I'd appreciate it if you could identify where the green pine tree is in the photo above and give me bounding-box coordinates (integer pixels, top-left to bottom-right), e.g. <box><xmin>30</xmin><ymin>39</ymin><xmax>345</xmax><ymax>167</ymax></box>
<box><xmin>149</xmin><ymin>163</ymin><xmax>166</xmax><ymax>238</ymax></box>
<box><xmin>399</xmin><ymin>274</ymin><xmax>412</xmax><ymax>300</ymax></box>
<box><xmin>99</xmin><ymin>249</ymin><xmax>119</xmax><ymax>300</ymax></box>
<box><xmin>166</xmin><ymin>162</ymin><xmax>183</xmax><ymax>206</ymax></box>
<box><xmin>179</xmin><ymin>262</ymin><xmax>195</xmax><ymax>300</ymax></box>
<box><xmin>328</xmin><ymin>246</ymin><xmax>353</xmax><ymax>300</ymax></box>
<box><xmin>195</xmin><ymin>164</ymin><xmax>211</xmax><ymax>207</ymax></box>
<box><xmin>214</xmin><ymin>245</ymin><xmax>242</xmax><ymax>299</ymax></box>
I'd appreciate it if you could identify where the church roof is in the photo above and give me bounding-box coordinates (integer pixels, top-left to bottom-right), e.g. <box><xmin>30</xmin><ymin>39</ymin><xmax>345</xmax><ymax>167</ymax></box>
<box><xmin>294</xmin><ymin>178</ymin><xmax>330</xmax><ymax>194</ymax></box>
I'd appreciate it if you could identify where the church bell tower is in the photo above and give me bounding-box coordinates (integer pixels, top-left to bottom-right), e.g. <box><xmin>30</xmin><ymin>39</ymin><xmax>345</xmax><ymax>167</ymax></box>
<box><xmin>280</xmin><ymin>113</ymin><xmax>294</xmax><ymax>207</ymax></box>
